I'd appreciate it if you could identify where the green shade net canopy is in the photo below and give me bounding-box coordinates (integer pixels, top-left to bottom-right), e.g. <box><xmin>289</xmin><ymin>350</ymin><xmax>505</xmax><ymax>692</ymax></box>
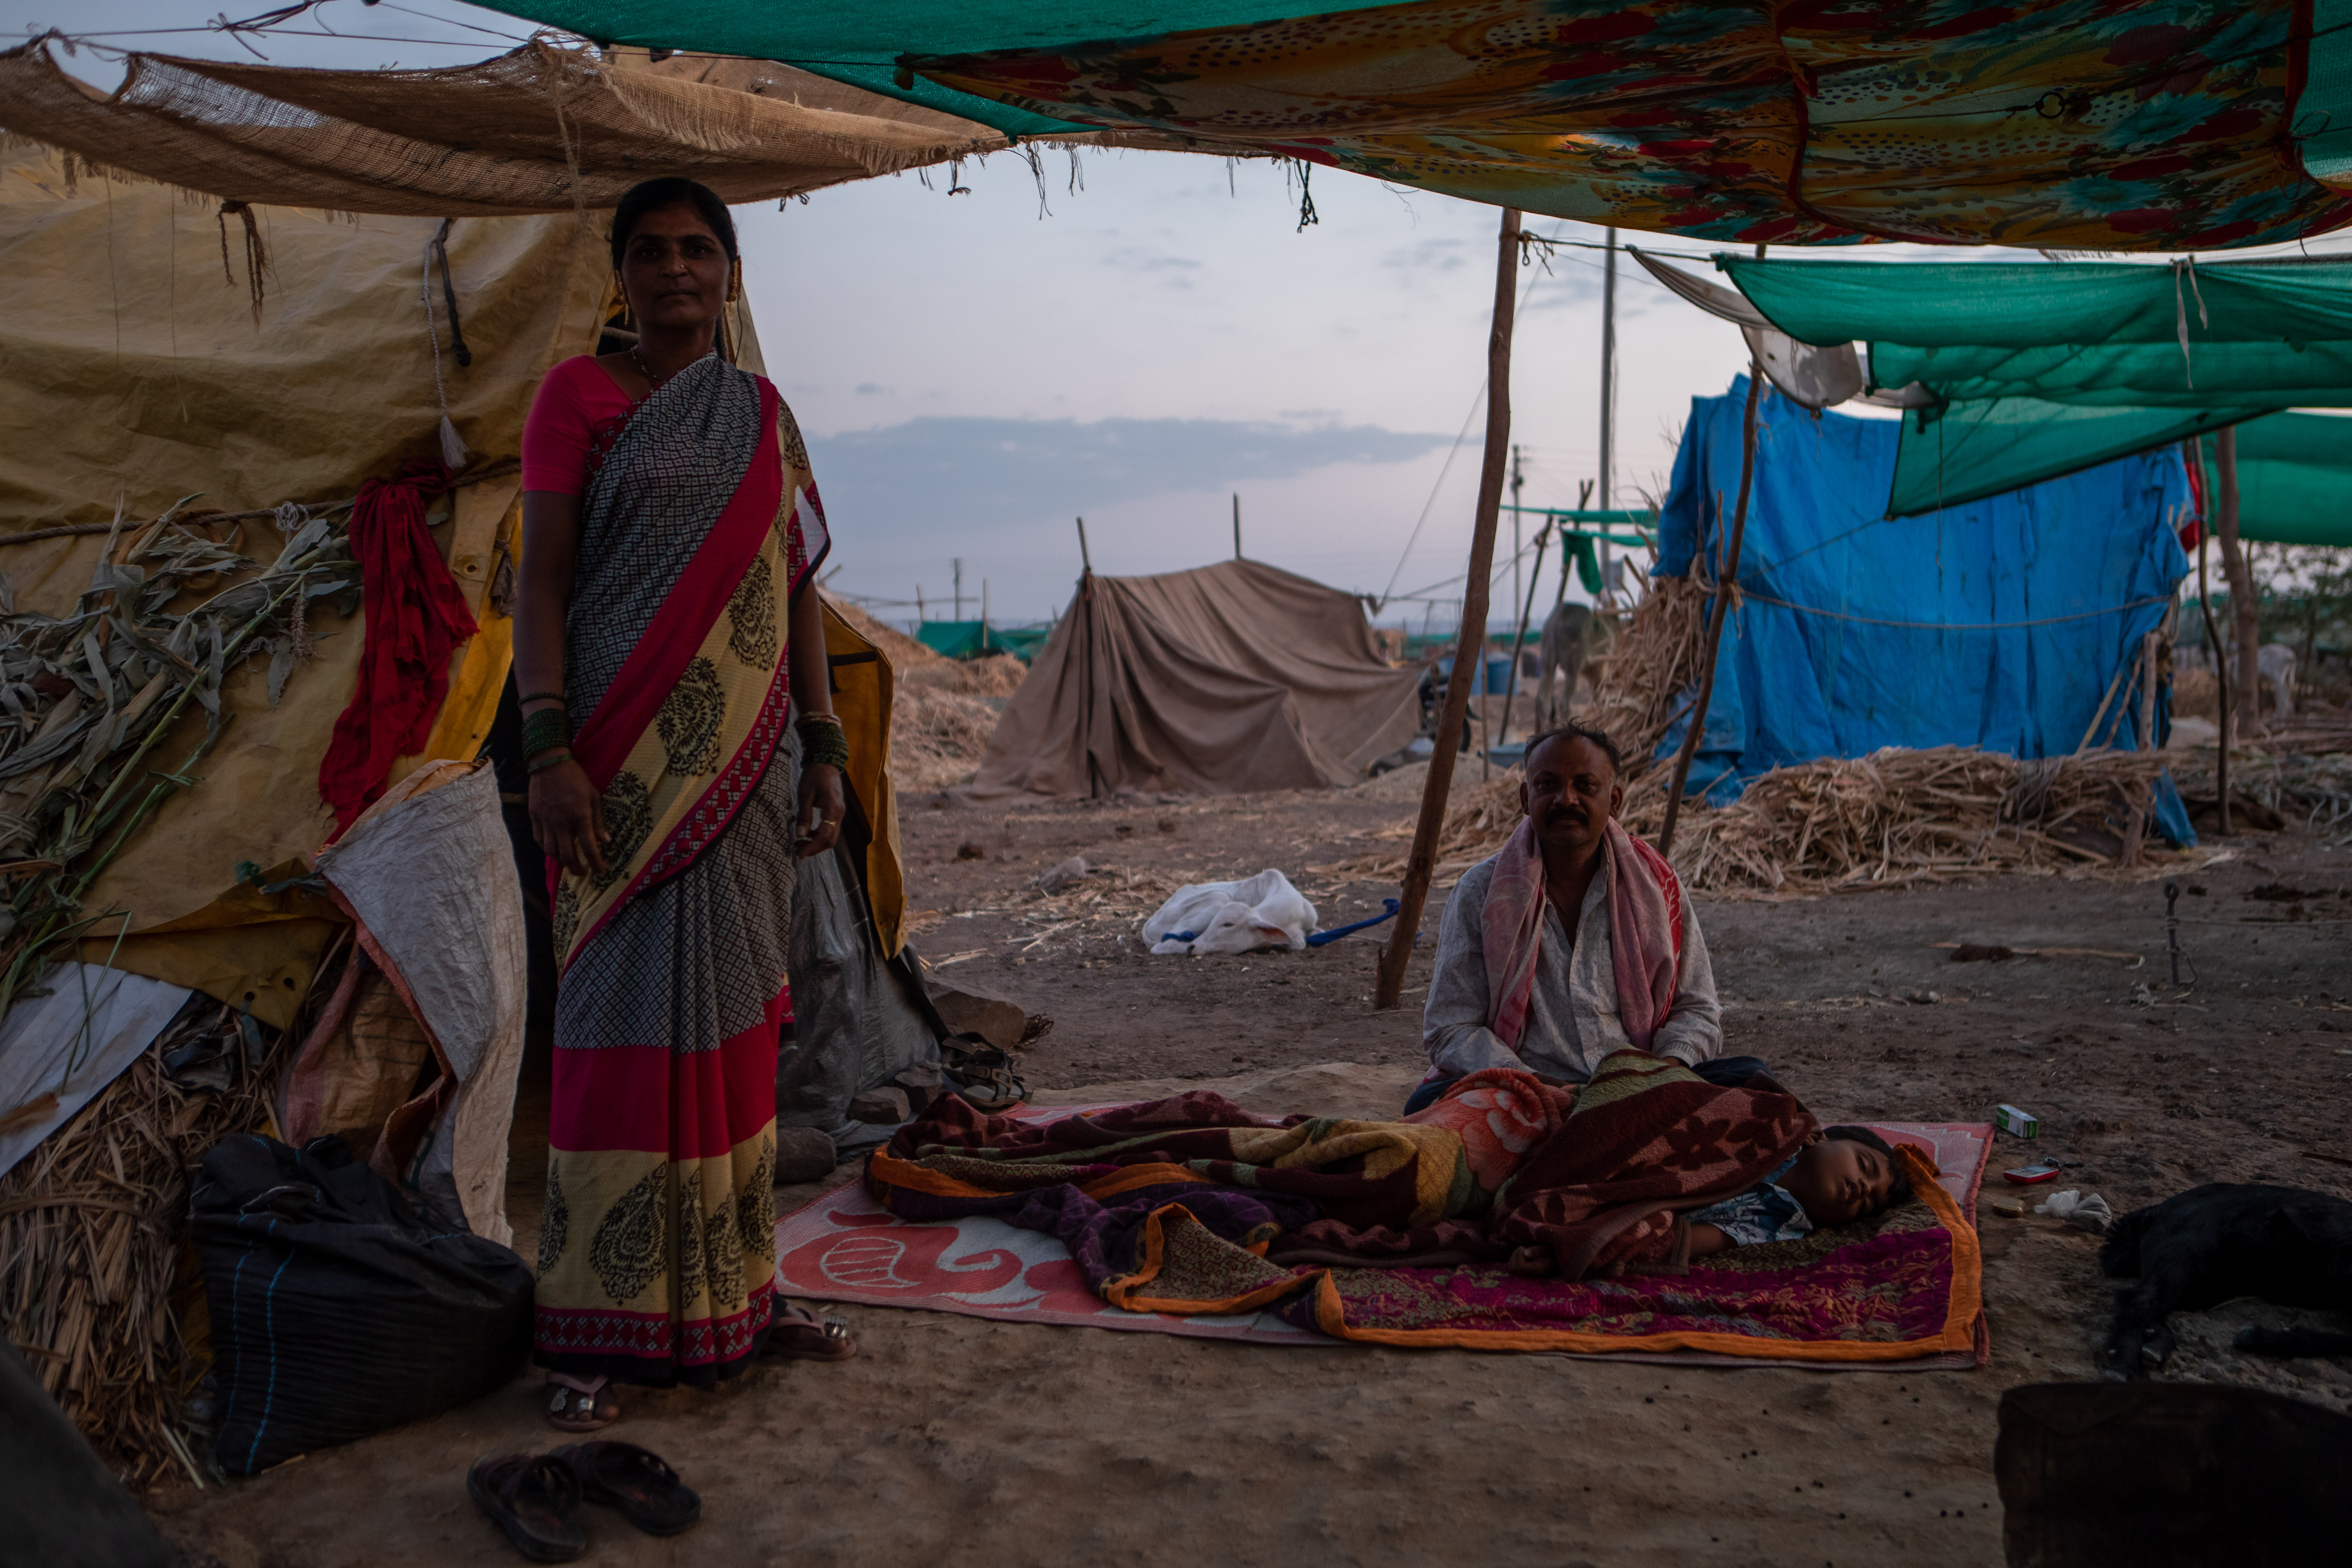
<box><xmin>2200</xmin><ymin>414</ymin><xmax>2352</xmax><ymax>546</ymax></box>
<box><xmin>483</xmin><ymin>0</ymin><xmax>2352</xmax><ymax>250</ymax></box>
<box><xmin>1720</xmin><ymin>255</ymin><xmax>2352</xmax><ymax>517</ymax></box>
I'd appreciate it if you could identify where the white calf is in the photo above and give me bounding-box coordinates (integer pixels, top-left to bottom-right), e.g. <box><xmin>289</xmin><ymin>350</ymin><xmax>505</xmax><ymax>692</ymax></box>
<box><xmin>1144</xmin><ymin>869</ymin><xmax>1319</xmax><ymax>956</ymax></box>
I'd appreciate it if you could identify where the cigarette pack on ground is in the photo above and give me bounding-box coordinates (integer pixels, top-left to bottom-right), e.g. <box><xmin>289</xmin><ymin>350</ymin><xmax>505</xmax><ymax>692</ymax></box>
<box><xmin>1995</xmin><ymin>1104</ymin><xmax>2040</xmax><ymax>1139</ymax></box>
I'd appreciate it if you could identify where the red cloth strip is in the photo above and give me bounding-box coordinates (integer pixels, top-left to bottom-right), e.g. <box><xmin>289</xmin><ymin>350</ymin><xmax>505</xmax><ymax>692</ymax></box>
<box><xmin>549</xmin><ymin>995</ymin><xmax>786</xmax><ymax>1160</ymax></box>
<box><xmin>317</xmin><ymin>457</ymin><xmax>477</xmax><ymax>832</ymax></box>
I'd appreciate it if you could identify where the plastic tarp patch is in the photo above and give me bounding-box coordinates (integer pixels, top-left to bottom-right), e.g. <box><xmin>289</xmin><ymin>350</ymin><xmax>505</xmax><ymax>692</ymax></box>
<box><xmin>312</xmin><ymin>758</ymin><xmax>528</xmax><ymax>1243</ymax></box>
<box><xmin>0</xmin><ymin>963</ymin><xmax>193</xmax><ymax>1179</ymax></box>
<box><xmin>1654</xmin><ymin>377</ymin><xmax>2191</xmax><ymax>806</ymax></box>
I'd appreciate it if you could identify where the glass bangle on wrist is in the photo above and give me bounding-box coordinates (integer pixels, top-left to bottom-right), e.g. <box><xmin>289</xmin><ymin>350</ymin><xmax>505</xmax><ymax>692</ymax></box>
<box><xmin>526</xmin><ymin>747</ymin><xmax>573</xmax><ymax>775</ymax></box>
<box><xmin>521</xmin><ymin>708</ymin><xmax>571</xmax><ymax>757</ymax></box>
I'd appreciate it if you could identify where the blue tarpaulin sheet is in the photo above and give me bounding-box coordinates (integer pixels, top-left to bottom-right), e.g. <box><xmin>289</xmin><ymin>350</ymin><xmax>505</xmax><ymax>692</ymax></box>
<box><xmin>1654</xmin><ymin>377</ymin><xmax>2193</xmax><ymax>832</ymax></box>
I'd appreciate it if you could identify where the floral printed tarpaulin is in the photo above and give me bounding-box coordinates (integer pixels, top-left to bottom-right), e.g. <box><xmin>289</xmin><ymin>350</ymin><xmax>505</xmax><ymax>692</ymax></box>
<box><xmin>496</xmin><ymin>0</ymin><xmax>2352</xmax><ymax>249</ymax></box>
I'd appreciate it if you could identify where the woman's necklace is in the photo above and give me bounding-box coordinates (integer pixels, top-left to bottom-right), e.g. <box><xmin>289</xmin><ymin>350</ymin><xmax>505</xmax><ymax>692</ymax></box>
<box><xmin>629</xmin><ymin>345</ymin><xmax>672</xmax><ymax>398</ymax></box>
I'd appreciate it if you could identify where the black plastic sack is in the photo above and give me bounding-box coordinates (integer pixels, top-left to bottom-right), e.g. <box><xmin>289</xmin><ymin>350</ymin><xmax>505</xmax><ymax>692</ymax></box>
<box><xmin>191</xmin><ymin>1134</ymin><xmax>533</xmax><ymax>1476</ymax></box>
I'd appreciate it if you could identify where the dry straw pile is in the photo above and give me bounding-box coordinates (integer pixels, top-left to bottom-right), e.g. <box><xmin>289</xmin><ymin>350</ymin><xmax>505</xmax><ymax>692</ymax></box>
<box><xmin>820</xmin><ymin>597</ymin><xmax>1025</xmax><ymax>792</ymax></box>
<box><xmin>0</xmin><ymin>985</ymin><xmax>313</xmax><ymax>1486</ymax></box>
<box><xmin>1346</xmin><ymin>747</ymin><xmax>2176</xmax><ymax>894</ymax></box>
<box><xmin>1343</xmin><ymin>568</ymin><xmax>2191</xmax><ymax>892</ymax></box>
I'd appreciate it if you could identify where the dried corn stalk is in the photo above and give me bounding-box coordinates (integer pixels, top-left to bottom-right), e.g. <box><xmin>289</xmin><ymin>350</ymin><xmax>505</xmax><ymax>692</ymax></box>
<box><xmin>0</xmin><ymin>502</ymin><xmax>360</xmax><ymax>1017</ymax></box>
<box><xmin>1578</xmin><ymin>570</ymin><xmax>1707</xmax><ymax>776</ymax></box>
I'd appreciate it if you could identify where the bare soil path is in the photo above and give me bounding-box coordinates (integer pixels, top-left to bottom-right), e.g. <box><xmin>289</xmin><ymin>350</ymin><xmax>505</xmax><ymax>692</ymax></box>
<box><xmin>158</xmin><ymin>786</ymin><xmax>2352</xmax><ymax>1568</ymax></box>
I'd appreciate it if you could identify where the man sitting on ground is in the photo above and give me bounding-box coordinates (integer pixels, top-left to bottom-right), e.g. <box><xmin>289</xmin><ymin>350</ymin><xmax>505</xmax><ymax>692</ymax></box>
<box><xmin>1411</xmin><ymin>721</ymin><xmax>1763</xmax><ymax>1113</ymax></box>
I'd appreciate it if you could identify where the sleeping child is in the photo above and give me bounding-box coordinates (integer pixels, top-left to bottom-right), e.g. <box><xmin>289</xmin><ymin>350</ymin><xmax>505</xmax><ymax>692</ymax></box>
<box><xmin>1685</xmin><ymin>1125</ymin><xmax>1913</xmax><ymax>1255</ymax></box>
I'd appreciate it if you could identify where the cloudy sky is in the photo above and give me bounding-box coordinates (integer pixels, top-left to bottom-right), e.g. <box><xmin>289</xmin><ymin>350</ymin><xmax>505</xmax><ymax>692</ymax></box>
<box><xmin>20</xmin><ymin>1</ymin><xmax>2352</xmax><ymax>626</ymax></box>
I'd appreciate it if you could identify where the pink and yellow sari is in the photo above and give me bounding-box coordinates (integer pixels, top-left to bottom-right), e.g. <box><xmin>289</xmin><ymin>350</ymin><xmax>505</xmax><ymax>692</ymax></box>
<box><xmin>532</xmin><ymin>354</ymin><xmax>826</xmax><ymax>1387</ymax></box>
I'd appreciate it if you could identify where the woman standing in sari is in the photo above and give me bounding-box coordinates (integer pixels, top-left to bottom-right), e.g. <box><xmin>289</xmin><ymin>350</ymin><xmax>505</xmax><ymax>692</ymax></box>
<box><xmin>515</xmin><ymin>177</ymin><xmax>855</xmax><ymax>1430</ymax></box>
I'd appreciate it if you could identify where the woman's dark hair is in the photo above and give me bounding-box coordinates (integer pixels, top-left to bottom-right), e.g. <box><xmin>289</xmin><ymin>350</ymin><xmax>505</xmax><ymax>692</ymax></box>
<box><xmin>609</xmin><ymin>178</ymin><xmax>738</xmax><ymax>267</ymax></box>
<box><xmin>1822</xmin><ymin>1125</ymin><xmax>1915</xmax><ymax>1211</ymax></box>
<box><xmin>1523</xmin><ymin>719</ymin><xmax>1623</xmax><ymax>776</ymax></box>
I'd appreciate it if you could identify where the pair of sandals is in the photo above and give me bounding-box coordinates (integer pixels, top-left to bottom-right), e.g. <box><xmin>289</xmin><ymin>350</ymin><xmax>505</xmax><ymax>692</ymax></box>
<box><xmin>468</xmin><ymin>1442</ymin><xmax>697</xmax><ymax>1562</ymax></box>
<box><xmin>543</xmin><ymin>1303</ymin><xmax>856</xmax><ymax>1432</ymax></box>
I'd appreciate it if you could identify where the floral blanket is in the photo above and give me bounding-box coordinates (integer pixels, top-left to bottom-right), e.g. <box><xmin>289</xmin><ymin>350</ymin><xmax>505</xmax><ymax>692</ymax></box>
<box><xmin>866</xmin><ymin>1052</ymin><xmax>1983</xmax><ymax>1362</ymax></box>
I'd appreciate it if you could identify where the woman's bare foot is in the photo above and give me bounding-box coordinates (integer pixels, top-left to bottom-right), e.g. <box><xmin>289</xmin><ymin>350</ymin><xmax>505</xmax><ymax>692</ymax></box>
<box><xmin>545</xmin><ymin>1373</ymin><xmax>618</xmax><ymax>1432</ymax></box>
<box><xmin>1505</xmin><ymin>1244</ymin><xmax>1557</xmax><ymax>1278</ymax></box>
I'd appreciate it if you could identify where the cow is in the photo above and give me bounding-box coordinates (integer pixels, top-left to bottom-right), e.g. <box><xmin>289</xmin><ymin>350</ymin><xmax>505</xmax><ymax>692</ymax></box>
<box><xmin>1535</xmin><ymin>602</ymin><xmax>1618</xmax><ymax>727</ymax></box>
<box><xmin>1143</xmin><ymin>869</ymin><xmax>1319</xmax><ymax>956</ymax></box>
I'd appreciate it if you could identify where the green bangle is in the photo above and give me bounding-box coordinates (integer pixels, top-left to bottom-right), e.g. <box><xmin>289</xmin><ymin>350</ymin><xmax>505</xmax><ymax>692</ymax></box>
<box><xmin>526</xmin><ymin>747</ymin><xmax>573</xmax><ymax>775</ymax></box>
<box><xmin>799</xmin><ymin>725</ymin><xmax>850</xmax><ymax>771</ymax></box>
<box><xmin>521</xmin><ymin>708</ymin><xmax>570</xmax><ymax>756</ymax></box>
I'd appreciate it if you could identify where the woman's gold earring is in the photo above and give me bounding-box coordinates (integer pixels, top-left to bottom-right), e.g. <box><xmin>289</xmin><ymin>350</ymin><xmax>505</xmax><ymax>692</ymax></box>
<box><xmin>613</xmin><ymin>274</ymin><xmax>631</xmax><ymax>330</ymax></box>
<box><xmin>728</xmin><ymin>259</ymin><xmax>741</xmax><ymax>304</ymax></box>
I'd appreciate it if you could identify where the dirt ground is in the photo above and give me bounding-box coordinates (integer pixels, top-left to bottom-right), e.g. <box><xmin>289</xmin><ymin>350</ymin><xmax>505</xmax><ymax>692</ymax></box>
<box><xmin>157</xmin><ymin>778</ymin><xmax>2352</xmax><ymax>1568</ymax></box>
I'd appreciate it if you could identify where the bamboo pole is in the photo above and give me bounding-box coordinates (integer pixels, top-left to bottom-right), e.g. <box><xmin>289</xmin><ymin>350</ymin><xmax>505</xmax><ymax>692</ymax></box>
<box><xmin>1658</xmin><ymin>362</ymin><xmax>1763</xmax><ymax>857</ymax></box>
<box><xmin>2214</xmin><ymin>426</ymin><xmax>2259</xmax><ymax>735</ymax></box>
<box><xmin>1375</xmin><ymin>207</ymin><xmax>1521</xmax><ymax>1011</ymax></box>
<box><xmin>2192</xmin><ymin>446</ymin><xmax>2233</xmax><ymax>835</ymax></box>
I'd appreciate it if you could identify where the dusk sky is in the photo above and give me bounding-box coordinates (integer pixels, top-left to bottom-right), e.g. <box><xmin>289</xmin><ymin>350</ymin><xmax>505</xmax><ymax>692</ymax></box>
<box><xmin>20</xmin><ymin>1</ymin><xmax>2352</xmax><ymax>625</ymax></box>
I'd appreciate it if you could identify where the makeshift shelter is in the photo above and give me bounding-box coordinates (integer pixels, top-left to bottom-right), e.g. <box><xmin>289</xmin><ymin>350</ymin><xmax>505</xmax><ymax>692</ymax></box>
<box><xmin>0</xmin><ymin>41</ymin><xmax>971</xmax><ymax>1474</ymax></box>
<box><xmin>492</xmin><ymin>0</ymin><xmax>2352</xmax><ymax>250</ymax></box>
<box><xmin>971</xmin><ymin>559</ymin><xmax>1421</xmax><ymax>798</ymax></box>
<box><xmin>1654</xmin><ymin>375</ymin><xmax>2194</xmax><ymax>809</ymax></box>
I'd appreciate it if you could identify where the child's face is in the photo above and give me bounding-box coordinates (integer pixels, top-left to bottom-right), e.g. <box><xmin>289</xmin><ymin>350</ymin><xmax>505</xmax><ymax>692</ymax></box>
<box><xmin>1783</xmin><ymin>1138</ymin><xmax>1900</xmax><ymax>1227</ymax></box>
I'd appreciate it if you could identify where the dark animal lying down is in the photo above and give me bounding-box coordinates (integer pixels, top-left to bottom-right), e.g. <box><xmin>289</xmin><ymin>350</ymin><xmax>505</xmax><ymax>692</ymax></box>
<box><xmin>2100</xmin><ymin>1182</ymin><xmax>2352</xmax><ymax>1374</ymax></box>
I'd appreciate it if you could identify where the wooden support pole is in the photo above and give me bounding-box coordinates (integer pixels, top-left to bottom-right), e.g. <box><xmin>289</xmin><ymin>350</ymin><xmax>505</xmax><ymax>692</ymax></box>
<box><xmin>1375</xmin><ymin>207</ymin><xmax>1521</xmax><ymax>1012</ymax></box>
<box><xmin>2213</xmin><ymin>426</ymin><xmax>2259</xmax><ymax>736</ymax></box>
<box><xmin>1657</xmin><ymin>362</ymin><xmax>1763</xmax><ymax>859</ymax></box>
<box><xmin>2191</xmin><ymin>448</ymin><xmax>2233</xmax><ymax>835</ymax></box>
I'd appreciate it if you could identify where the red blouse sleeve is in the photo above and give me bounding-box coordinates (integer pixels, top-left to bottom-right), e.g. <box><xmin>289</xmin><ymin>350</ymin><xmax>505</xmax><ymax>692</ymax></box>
<box><xmin>522</xmin><ymin>358</ymin><xmax>630</xmax><ymax>496</ymax></box>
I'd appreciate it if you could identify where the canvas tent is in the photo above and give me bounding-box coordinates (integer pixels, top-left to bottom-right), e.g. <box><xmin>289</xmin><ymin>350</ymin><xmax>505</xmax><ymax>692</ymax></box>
<box><xmin>970</xmin><ymin>559</ymin><xmax>1421</xmax><ymax>798</ymax></box>
<box><xmin>0</xmin><ymin>39</ymin><xmax>1203</xmax><ymax>221</ymax></box>
<box><xmin>1655</xmin><ymin>375</ymin><xmax>2193</xmax><ymax>814</ymax></box>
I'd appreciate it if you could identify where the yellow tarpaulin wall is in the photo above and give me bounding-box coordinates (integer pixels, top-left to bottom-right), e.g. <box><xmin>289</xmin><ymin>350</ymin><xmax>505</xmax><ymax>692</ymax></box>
<box><xmin>820</xmin><ymin>603</ymin><xmax>908</xmax><ymax>957</ymax></box>
<box><xmin>3</xmin><ymin>148</ymin><xmax>604</xmax><ymax>1013</ymax></box>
